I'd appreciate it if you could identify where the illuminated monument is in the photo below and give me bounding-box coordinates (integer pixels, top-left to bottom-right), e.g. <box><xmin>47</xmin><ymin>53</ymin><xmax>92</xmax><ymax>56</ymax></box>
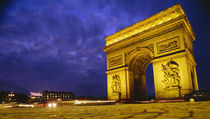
<box><xmin>103</xmin><ymin>4</ymin><xmax>198</xmax><ymax>100</ymax></box>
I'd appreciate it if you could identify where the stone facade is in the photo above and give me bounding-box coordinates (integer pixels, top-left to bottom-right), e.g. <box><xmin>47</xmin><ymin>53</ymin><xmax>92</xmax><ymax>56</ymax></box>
<box><xmin>103</xmin><ymin>4</ymin><xmax>198</xmax><ymax>100</ymax></box>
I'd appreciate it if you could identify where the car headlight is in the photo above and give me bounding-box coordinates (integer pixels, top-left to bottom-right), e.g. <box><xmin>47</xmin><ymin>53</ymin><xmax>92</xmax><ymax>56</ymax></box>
<box><xmin>48</xmin><ymin>103</ymin><xmax>56</xmax><ymax>108</ymax></box>
<box><xmin>48</xmin><ymin>103</ymin><xmax>52</xmax><ymax>108</ymax></box>
<box><xmin>52</xmin><ymin>103</ymin><xmax>56</xmax><ymax>107</ymax></box>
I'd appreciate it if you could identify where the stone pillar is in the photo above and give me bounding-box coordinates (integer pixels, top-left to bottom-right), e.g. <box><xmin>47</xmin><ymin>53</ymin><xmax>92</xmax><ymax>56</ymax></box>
<box><xmin>106</xmin><ymin>67</ymin><xmax>132</xmax><ymax>100</ymax></box>
<box><xmin>152</xmin><ymin>52</ymin><xmax>196</xmax><ymax>99</ymax></box>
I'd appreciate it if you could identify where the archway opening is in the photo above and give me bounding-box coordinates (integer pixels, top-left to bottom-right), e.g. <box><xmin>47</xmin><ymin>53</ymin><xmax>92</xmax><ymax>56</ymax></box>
<box><xmin>129</xmin><ymin>50</ymin><xmax>153</xmax><ymax>100</ymax></box>
<box><xmin>146</xmin><ymin>63</ymin><xmax>155</xmax><ymax>100</ymax></box>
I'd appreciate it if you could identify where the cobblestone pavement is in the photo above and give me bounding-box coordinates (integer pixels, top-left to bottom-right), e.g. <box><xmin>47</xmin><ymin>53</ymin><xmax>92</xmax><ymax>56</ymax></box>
<box><xmin>1</xmin><ymin>101</ymin><xmax>210</xmax><ymax>119</ymax></box>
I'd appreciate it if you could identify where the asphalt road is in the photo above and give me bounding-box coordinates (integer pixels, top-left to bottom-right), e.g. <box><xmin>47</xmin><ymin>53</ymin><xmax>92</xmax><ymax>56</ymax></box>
<box><xmin>0</xmin><ymin>101</ymin><xmax>210</xmax><ymax>119</ymax></box>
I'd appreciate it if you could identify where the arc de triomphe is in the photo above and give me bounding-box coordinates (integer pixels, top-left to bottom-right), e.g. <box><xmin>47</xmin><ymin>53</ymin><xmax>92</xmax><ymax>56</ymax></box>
<box><xmin>103</xmin><ymin>4</ymin><xmax>198</xmax><ymax>100</ymax></box>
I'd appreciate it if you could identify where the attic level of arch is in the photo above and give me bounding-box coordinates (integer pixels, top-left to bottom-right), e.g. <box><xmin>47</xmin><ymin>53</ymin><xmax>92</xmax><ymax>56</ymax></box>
<box><xmin>104</xmin><ymin>4</ymin><xmax>195</xmax><ymax>47</ymax></box>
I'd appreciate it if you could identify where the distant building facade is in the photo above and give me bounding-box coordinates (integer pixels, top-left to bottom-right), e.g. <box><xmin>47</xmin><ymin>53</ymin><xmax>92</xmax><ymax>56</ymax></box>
<box><xmin>0</xmin><ymin>91</ymin><xmax>14</xmax><ymax>103</ymax></box>
<box><xmin>29</xmin><ymin>92</ymin><xmax>43</xmax><ymax>103</ymax></box>
<box><xmin>0</xmin><ymin>91</ymin><xmax>28</xmax><ymax>103</ymax></box>
<box><xmin>7</xmin><ymin>92</ymin><xmax>15</xmax><ymax>102</ymax></box>
<box><xmin>43</xmin><ymin>90</ymin><xmax>74</xmax><ymax>101</ymax></box>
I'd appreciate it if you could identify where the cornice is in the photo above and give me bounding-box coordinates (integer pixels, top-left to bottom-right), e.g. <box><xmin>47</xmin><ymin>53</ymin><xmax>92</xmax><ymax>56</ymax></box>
<box><xmin>104</xmin><ymin>4</ymin><xmax>195</xmax><ymax>47</ymax></box>
<box><xmin>103</xmin><ymin>20</ymin><xmax>184</xmax><ymax>53</ymax></box>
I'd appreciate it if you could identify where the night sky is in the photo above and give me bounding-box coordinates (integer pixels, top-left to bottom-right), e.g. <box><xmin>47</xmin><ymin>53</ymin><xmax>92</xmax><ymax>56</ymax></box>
<box><xmin>0</xmin><ymin>0</ymin><xmax>210</xmax><ymax>97</ymax></box>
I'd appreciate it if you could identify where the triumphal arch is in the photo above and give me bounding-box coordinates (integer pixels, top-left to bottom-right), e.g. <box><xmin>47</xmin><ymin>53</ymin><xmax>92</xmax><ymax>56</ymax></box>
<box><xmin>103</xmin><ymin>4</ymin><xmax>199</xmax><ymax>100</ymax></box>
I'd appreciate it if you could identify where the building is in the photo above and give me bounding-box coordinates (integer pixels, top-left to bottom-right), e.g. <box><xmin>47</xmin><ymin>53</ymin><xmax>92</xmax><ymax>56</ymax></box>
<box><xmin>0</xmin><ymin>91</ymin><xmax>29</xmax><ymax>103</ymax></box>
<box><xmin>7</xmin><ymin>92</ymin><xmax>15</xmax><ymax>102</ymax></box>
<box><xmin>29</xmin><ymin>92</ymin><xmax>43</xmax><ymax>103</ymax></box>
<box><xmin>42</xmin><ymin>90</ymin><xmax>74</xmax><ymax>101</ymax></box>
<box><xmin>103</xmin><ymin>4</ymin><xmax>198</xmax><ymax>100</ymax></box>
<box><xmin>0</xmin><ymin>91</ymin><xmax>15</xmax><ymax>103</ymax></box>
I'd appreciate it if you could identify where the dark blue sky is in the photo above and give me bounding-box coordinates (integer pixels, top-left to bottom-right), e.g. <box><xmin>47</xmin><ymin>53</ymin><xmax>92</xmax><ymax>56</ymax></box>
<box><xmin>0</xmin><ymin>0</ymin><xmax>209</xmax><ymax>97</ymax></box>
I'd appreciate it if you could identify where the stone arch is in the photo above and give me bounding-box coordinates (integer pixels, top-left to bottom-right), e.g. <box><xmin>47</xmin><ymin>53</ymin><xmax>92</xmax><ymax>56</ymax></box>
<box><xmin>103</xmin><ymin>4</ymin><xmax>199</xmax><ymax>100</ymax></box>
<box><xmin>127</xmin><ymin>49</ymin><xmax>154</xmax><ymax>100</ymax></box>
<box><xmin>126</xmin><ymin>47</ymin><xmax>154</xmax><ymax>66</ymax></box>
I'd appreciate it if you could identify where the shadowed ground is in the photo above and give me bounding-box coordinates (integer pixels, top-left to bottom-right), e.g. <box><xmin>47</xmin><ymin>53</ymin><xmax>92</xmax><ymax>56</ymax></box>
<box><xmin>1</xmin><ymin>101</ymin><xmax>210</xmax><ymax>119</ymax></box>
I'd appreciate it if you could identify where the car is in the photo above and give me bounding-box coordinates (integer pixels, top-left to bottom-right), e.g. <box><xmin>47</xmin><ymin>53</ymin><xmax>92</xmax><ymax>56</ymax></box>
<box><xmin>184</xmin><ymin>90</ymin><xmax>210</xmax><ymax>102</ymax></box>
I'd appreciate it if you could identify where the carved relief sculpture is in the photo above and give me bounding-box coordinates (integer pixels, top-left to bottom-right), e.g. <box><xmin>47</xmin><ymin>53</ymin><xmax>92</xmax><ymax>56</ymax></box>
<box><xmin>162</xmin><ymin>61</ymin><xmax>181</xmax><ymax>89</ymax></box>
<box><xmin>111</xmin><ymin>74</ymin><xmax>121</xmax><ymax>93</ymax></box>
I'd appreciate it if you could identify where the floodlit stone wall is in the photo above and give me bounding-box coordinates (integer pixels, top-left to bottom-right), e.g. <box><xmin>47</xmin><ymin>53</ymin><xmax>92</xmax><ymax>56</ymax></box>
<box><xmin>103</xmin><ymin>4</ymin><xmax>198</xmax><ymax>100</ymax></box>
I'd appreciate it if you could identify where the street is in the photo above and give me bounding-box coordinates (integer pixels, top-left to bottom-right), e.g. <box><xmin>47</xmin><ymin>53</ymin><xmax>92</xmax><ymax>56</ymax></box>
<box><xmin>1</xmin><ymin>101</ymin><xmax>210</xmax><ymax>119</ymax></box>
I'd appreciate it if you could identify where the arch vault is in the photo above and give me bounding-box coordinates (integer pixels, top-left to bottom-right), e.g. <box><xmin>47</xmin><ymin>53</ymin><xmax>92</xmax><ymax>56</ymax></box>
<box><xmin>103</xmin><ymin>4</ymin><xmax>199</xmax><ymax>100</ymax></box>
